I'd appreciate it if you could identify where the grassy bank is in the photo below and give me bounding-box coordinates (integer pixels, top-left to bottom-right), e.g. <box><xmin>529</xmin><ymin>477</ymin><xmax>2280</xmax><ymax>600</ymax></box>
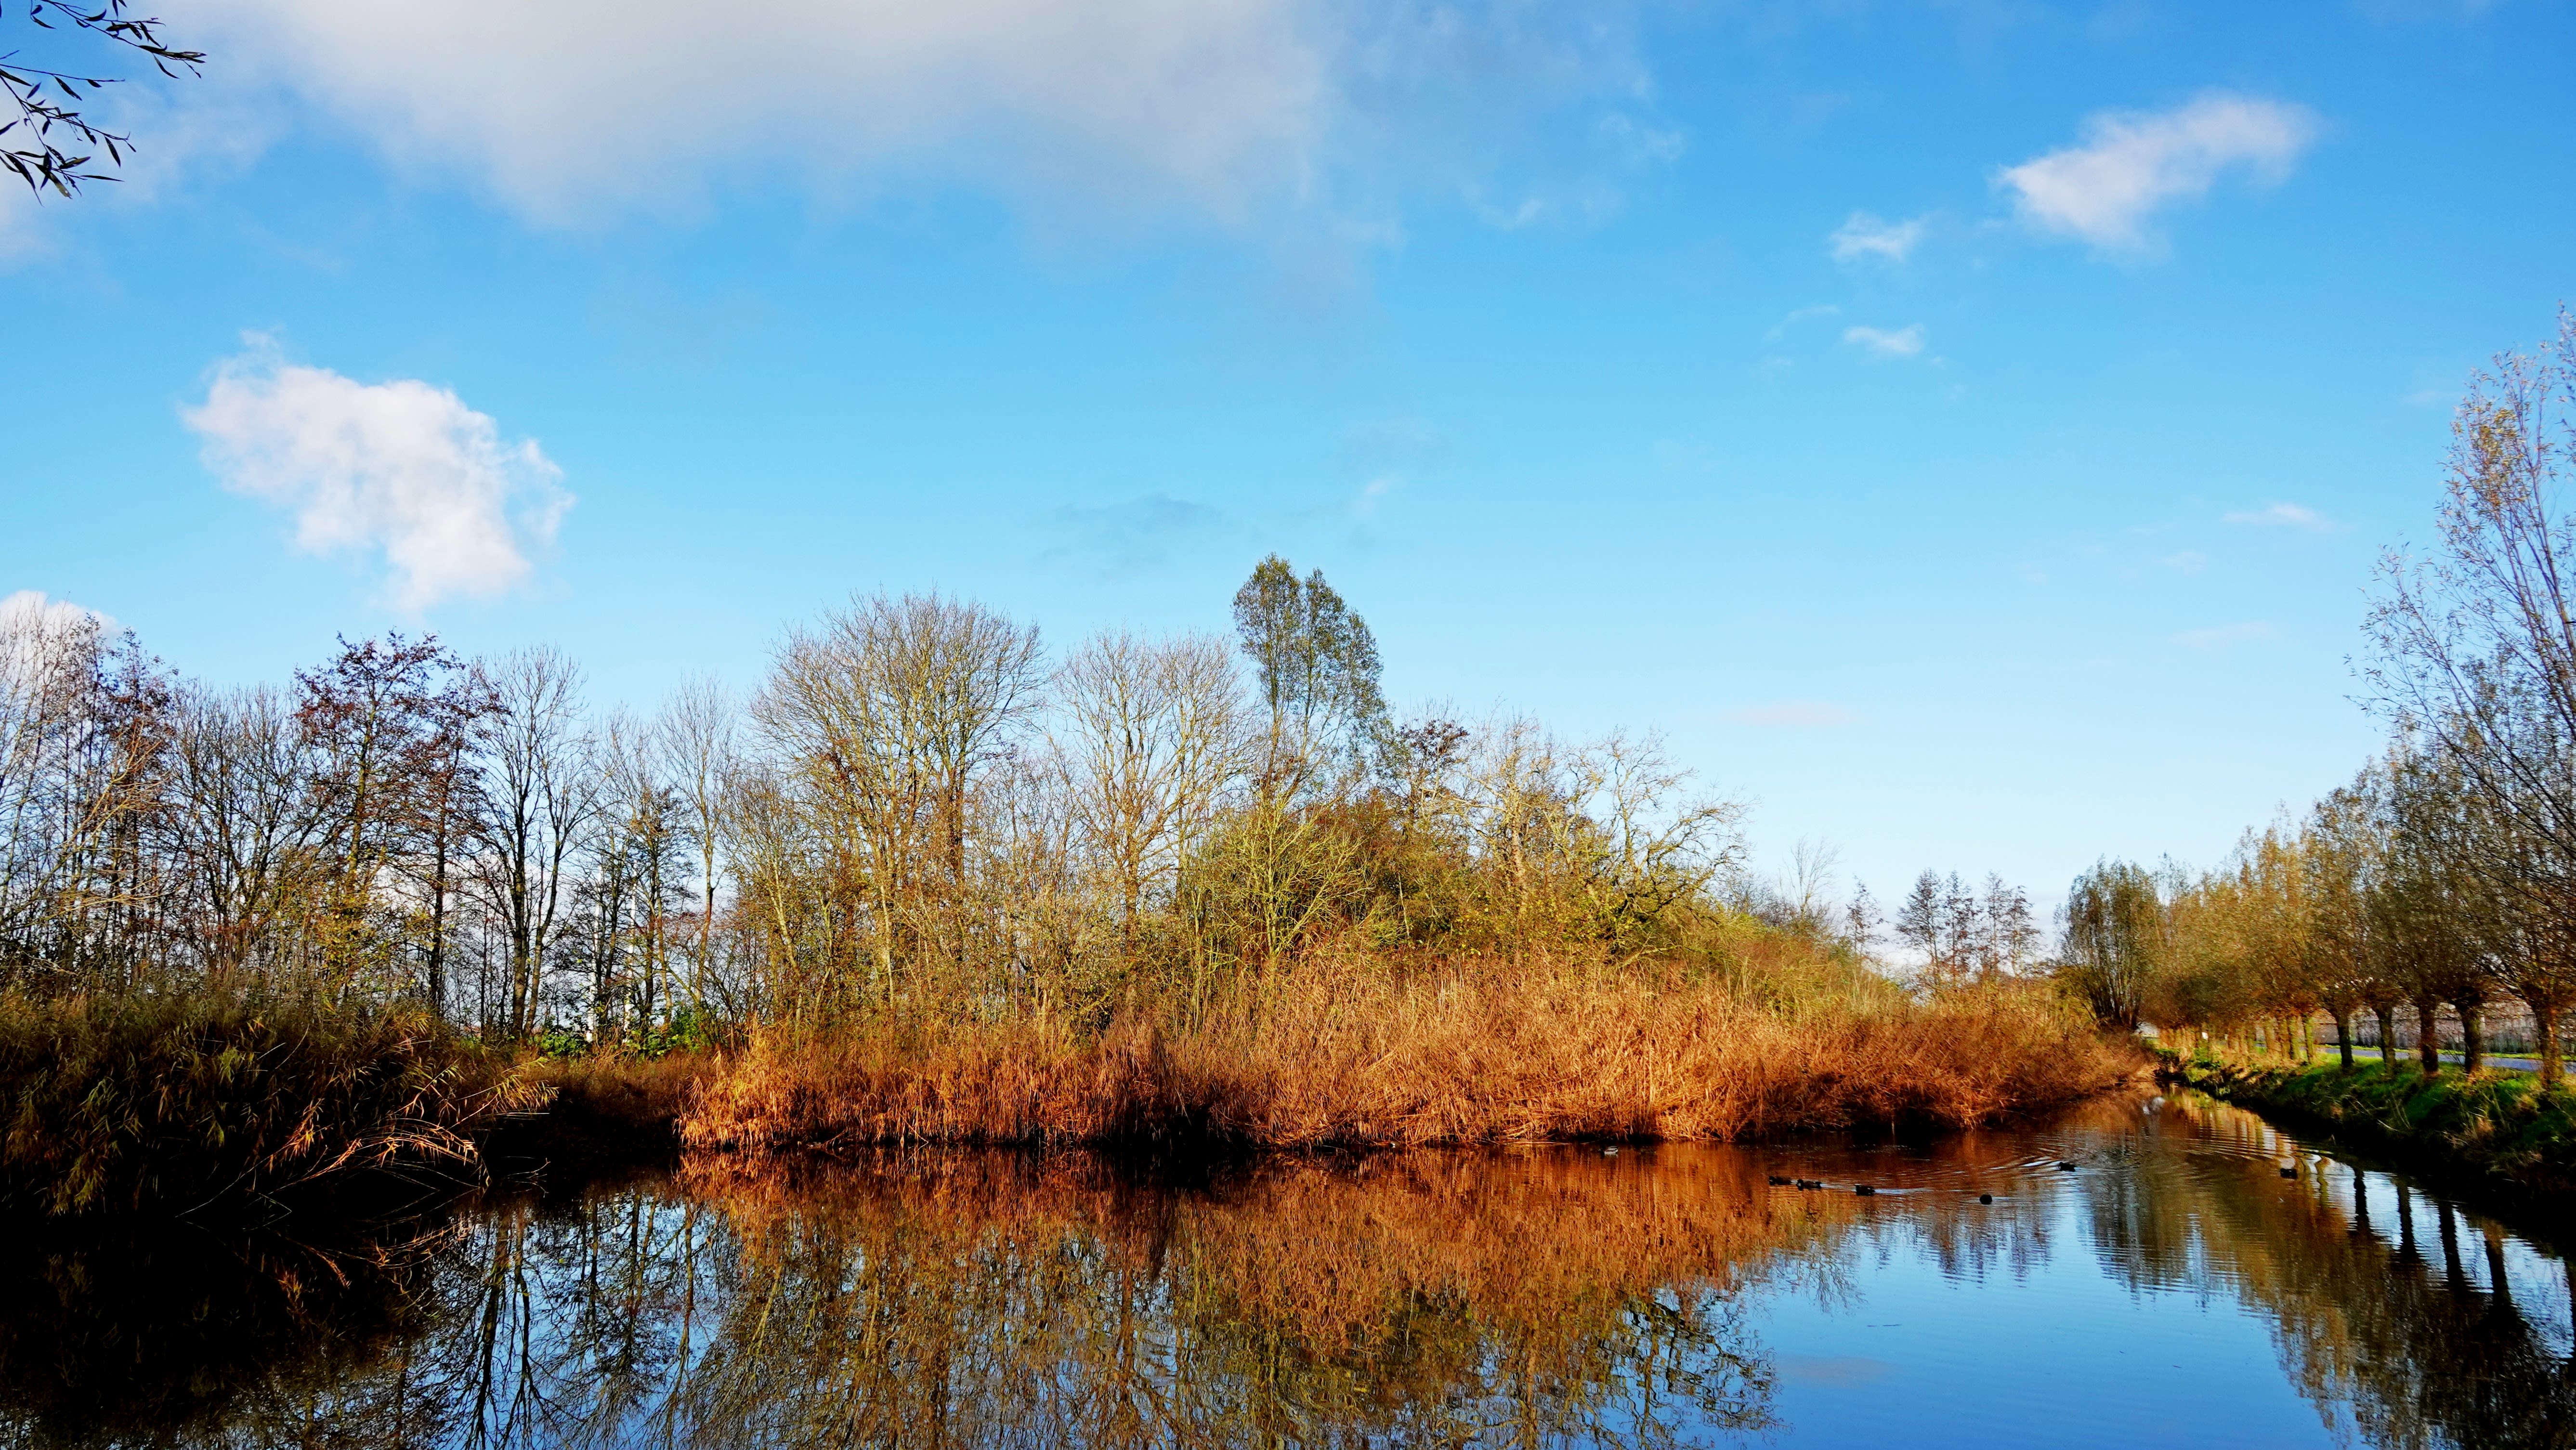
<box><xmin>0</xmin><ymin>989</ymin><xmax>539</xmax><ymax>1217</ymax></box>
<box><xmin>2159</xmin><ymin>1051</ymin><xmax>2576</xmax><ymax>1197</ymax></box>
<box><xmin>683</xmin><ymin>964</ymin><xmax>2139</xmax><ymax>1153</ymax></box>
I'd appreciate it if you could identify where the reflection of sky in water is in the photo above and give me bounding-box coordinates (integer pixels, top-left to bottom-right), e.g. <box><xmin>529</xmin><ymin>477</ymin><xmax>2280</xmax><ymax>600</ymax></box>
<box><xmin>1735</xmin><ymin>1094</ymin><xmax>2576</xmax><ymax>1449</ymax></box>
<box><xmin>1755</xmin><ymin>1185</ymin><xmax>2332</xmax><ymax>1447</ymax></box>
<box><xmin>2</xmin><ymin>1090</ymin><xmax>2566</xmax><ymax>1450</ymax></box>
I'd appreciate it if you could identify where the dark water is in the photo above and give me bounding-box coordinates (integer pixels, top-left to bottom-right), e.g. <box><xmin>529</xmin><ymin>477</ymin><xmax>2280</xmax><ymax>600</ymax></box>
<box><xmin>4</xmin><ymin>1091</ymin><xmax>2572</xmax><ymax>1450</ymax></box>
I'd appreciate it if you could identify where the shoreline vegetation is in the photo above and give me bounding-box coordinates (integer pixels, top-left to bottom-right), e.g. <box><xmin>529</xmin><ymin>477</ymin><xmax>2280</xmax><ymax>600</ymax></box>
<box><xmin>1</xmin><ymin>556</ymin><xmax>2131</xmax><ymax>1217</ymax></box>
<box><xmin>2157</xmin><ymin>1046</ymin><xmax>2576</xmax><ymax>1204</ymax></box>
<box><xmin>0</xmin><ymin>971</ymin><xmax>2137</xmax><ymax>1217</ymax></box>
<box><xmin>680</xmin><ymin>968</ymin><xmax>2133</xmax><ymax>1155</ymax></box>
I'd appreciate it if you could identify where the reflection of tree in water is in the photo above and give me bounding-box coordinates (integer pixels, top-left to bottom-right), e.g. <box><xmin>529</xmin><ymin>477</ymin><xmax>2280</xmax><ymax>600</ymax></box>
<box><xmin>14</xmin><ymin>1107</ymin><xmax>2576</xmax><ymax>1449</ymax></box>
<box><xmin>2081</xmin><ymin>1094</ymin><xmax>2576</xmax><ymax>1450</ymax></box>
<box><xmin>0</xmin><ymin>1150</ymin><xmax>1829</xmax><ymax>1449</ymax></box>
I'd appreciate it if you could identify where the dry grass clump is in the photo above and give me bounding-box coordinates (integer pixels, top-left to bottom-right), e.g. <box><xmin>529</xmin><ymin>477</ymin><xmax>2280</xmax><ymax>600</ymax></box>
<box><xmin>684</xmin><ymin>960</ymin><xmax>2138</xmax><ymax>1154</ymax></box>
<box><xmin>0</xmin><ymin>988</ymin><xmax>539</xmax><ymax>1216</ymax></box>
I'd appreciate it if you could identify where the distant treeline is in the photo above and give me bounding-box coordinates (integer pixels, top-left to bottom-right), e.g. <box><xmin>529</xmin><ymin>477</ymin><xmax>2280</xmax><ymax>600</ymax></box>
<box><xmin>2056</xmin><ymin>314</ymin><xmax>2576</xmax><ymax>1087</ymax></box>
<box><xmin>0</xmin><ymin>554</ymin><xmax>1892</xmax><ymax>1045</ymax></box>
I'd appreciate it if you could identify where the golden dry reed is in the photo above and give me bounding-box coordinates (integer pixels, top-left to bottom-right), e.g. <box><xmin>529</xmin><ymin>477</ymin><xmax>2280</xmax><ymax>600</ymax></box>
<box><xmin>0</xmin><ymin>988</ymin><xmax>538</xmax><ymax>1216</ymax></box>
<box><xmin>684</xmin><ymin>958</ymin><xmax>2136</xmax><ymax>1154</ymax></box>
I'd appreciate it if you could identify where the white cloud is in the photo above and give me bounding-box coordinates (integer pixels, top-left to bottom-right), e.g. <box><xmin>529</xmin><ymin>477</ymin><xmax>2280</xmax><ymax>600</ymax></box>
<box><xmin>1723</xmin><ymin>702</ymin><xmax>1857</xmax><ymax>728</ymax></box>
<box><xmin>1998</xmin><ymin>92</ymin><xmax>2316</xmax><ymax>252</ymax></box>
<box><xmin>181</xmin><ymin>0</ymin><xmax>1663</xmax><ymax>230</ymax></box>
<box><xmin>2157</xmin><ymin>549</ymin><xmax>2209</xmax><ymax>573</ymax></box>
<box><xmin>1828</xmin><ymin>210</ymin><xmax>1926</xmax><ymax>263</ymax></box>
<box><xmin>0</xmin><ymin>591</ymin><xmax>117</xmax><ymax>684</ymax></box>
<box><xmin>2223</xmin><ymin>501</ymin><xmax>2334</xmax><ymax>531</ymax></box>
<box><xmin>1842</xmin><ymin>324</ymin><xmax>1925</xmax><ymax>358</ymax></box>
<box><xmin>183</xmin><ymin>342</ymin><xmax>571</xmax><ymax>610</ymax></box>
<box><xmin>2171</xmin><ymin>621</ymin><xmax>2276</xmax><ymax>651</ymax></box>
<box><xmin>0</xmin><ymin>590</ymin><xmax>108</xmax><ymax>635</ymax></box>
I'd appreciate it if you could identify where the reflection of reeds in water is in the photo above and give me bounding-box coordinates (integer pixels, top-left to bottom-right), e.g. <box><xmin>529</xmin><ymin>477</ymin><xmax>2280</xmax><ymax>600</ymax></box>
<box><xmin>685</xmin><ymin>968</ymin><xmax>2134</xmax><ymax>1153</ymax></box>
<box><xmin>676</xmin><ymin>1149</ymin><xmax>1828</xmax><ymax>1447</ymax></box>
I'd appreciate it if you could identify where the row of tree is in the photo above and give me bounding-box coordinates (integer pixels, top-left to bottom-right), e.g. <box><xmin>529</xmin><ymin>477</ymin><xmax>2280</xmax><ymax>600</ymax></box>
<box><xmin>0</xmin><ymin>558</ymin><xmax>1762</xmax><ymax>1044</ymax></box>
<box><xmin>2056</xmin><ymin>314</ymin><xmax>2576</xmax><ymax>1086</ymax></box>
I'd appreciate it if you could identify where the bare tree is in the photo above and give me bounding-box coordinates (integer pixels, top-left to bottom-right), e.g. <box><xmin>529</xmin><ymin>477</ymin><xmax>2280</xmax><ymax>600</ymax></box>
<box><xmin>754</xmin><ymin>593</ymin><xmax>1042</xmax><ymax>1014</ymax></box>
<box><xmin>295</xmin><ymin>634</ymin><xmax>475</xmax><ymax>998</ymax></box>
<box><xmin>655</xmin><ymin>675</ymin><xmax>737</xmax><ymax>1019</ymax></box>
<box><xmin>159</xmin><ymin>684</ymin><xmax>325</xmax><ymax>979</ymax></box>
<box><xmin>472</xmin><ymin>646</ymin><xmax>598</xmax><ymax>1038</ymax></box>
<box><xmin>1053</xmin><ymin>631</ymin><xmax>1244</xmax><ymax>940</ymax></box>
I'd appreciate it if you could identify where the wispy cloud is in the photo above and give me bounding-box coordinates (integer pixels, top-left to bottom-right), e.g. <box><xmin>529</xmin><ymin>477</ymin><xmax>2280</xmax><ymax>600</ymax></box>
<box><xmin>2223</xmin><ymin>501</ymin><xmax>2334</xmax><ymax>532</ymax></box>
<box><xmin>1842</xmin><ymin>324</ymin><xmax>1925</xmax><ymax>358</ymax></box>
<box><xmin>1042</xmin><ymin>492</ymin><xmax>1234</xmax><ymax>578</ymax></box>
<box><xmin>2157</xmin><ymin>549</ymin><xmax>2208</xmax><ymax>573</ymax></box>
<box><xmin>1351</xmin><ymin>474</ymin><xmax>1400</xmax><ymax>518</ymax></box>
<box><xmin>1723</xmin><ymin>701</ymin><xmax>1857</xmax><ymax>728</ymax></box>
<box><xmin>1828</xmin><ymin>210</ymin><xmax>1927</xmax><ymax>263</ymax></box>
<box><xmin>2171</xmin><ymin>621</ymin><xmax>2277</xmax><ymax>651</ymax></box>
<box><xmin>1765</xmin><ymin>303</ymin><xmax>1840</xmax><ymax>341</ymax></box>
<box><xmin>183</xmin><ymin>339</ymin><xmax>571</xmax><ymax>610</ymax></box>
<box><xmin>1998</xmin><ymin>92</ymin><xmax>2317</xmax><ymax>253</ymax></box>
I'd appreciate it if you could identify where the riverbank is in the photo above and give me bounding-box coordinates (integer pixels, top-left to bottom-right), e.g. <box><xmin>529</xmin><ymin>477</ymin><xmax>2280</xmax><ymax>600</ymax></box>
<box><xmin>0</xmin><ymin>972</ymin><xmax>2143</xmax><ymax>1215</ymax></box>
<box><xmin>2157</xmin><ymin>1051</ymin><xmax>2576</xmax><ymax>1200</ymax></box>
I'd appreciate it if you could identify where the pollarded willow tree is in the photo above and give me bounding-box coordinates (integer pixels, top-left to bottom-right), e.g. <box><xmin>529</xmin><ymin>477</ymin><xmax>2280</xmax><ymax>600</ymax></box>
<box><xmin>2365</xmin><ymin>312</ymin><xmax>2576</xmax><ymax>1085</ymax></box>
<box><xmin>2060</xmin><ymin>860</ymin><xmax>2167</xmax><ymax>1032</ymax></box>
<box><xmin>2374</xmin><ymin>742</ymin><xmax>2497</xmax><ymax>1075</ymax></box>
<box><xmin>2304</xmin><ymin>781</ymin><xmax>2386</xmax><ymax>1070</ymax></box>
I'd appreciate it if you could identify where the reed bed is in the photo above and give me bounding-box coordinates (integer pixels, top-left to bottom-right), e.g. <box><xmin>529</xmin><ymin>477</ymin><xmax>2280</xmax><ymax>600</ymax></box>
<box><xmin>499</xmin><ymin>1050</ymin><xmax>720</xmax><ymax>1159</ymax></box>
<box><xmin>683</xmin><ymin>959</ymin><xmax>2137</xmax><ymax>1154</ymax></box>
<box><xmin>0</xmin><ymin>989</ymin><xmax>539</xmax><ymax>1216</ymax></box>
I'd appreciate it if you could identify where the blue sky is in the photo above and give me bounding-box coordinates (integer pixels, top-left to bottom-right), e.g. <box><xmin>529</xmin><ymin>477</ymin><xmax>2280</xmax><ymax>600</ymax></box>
<box><xmin>5</xmin><ymin>0</ymin><xmax>2570</xmax><ymax>913</ymax></box>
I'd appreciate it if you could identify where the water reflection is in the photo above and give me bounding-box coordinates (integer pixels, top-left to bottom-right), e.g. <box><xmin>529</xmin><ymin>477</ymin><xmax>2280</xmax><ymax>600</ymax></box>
<box><xmin>2</xmin><ymin>1093</ymin><xmax>2570</xmax><ymax>1450</ymax></box>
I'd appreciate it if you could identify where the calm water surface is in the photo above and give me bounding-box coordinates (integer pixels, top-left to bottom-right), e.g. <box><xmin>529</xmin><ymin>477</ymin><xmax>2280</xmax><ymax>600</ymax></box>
<box><xmin>4</xmin><ymin>1090</ymin><xmax>2571</xmax><ymax>1449</ymax></box>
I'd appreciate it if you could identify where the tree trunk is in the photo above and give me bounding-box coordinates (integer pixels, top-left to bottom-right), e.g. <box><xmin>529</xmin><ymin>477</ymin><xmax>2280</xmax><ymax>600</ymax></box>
<box><xmin>2533</xmin><ymin>998</ymin><xmax>2563</xmax><ymax>1092</ymax></box>
<box><xmin>2335</xmin><ymin>1010</ymin><xmax>2355</xmax><ymax>1070</ymax></box>
<box><xmin>2416</xmin><ymin>999</ymin><xmax>2444</xmax><ymax>1078</ymax></box>
<box><xmin>2459</xmin><ymin>1002</ymin><xmax>2485</xmax><ymax>1074</ymax></box>
<box><xmin>2375</xmin><ymin>1006</ymin><xmax>2399</xmax><ymax>1075</ymax></box>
